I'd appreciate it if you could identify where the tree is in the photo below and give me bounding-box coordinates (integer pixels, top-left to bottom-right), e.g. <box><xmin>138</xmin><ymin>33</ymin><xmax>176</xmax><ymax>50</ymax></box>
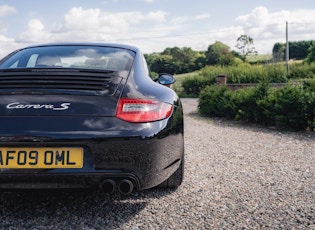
<box><xmin>289</xmin><ymin>41</ymin><xmax>312</xmax><ymax>60</ymax></box>
<box><xmin>305</xmin><ymin>41</ymin><xmax>315</xmax><ymax>64</ymax></box>
<box><xmin>162</xmin><ymin>47</ymin><xmax>201</xmax><ymax>73</ymax></box>
<box><xmin>272</xmin><ymin>40</ymin><xmax>313</xmax><ymax>61</ymax></box>
<box><xmin>205</xmin><ymin>41</ymin><xmax>235</xmax><ymax>66</ymax></box>
<box><xmin>272</xmin><ymin>42</ymin><xmax>285</xmax><ymax>62</ymax></box>
<box><xmin>145</xmin><ymin>47</ymin><xmax>205</xmax><ymax>74</ymax></box>
<box><xmin>235</xmin><ymin>34</ymin><xmax>258</xmax><ymax>60</ymax></box>
<box><xmin>146</xmin><ymin>53</ymin><xmax>178</xmax><ymax>74</ymax></box>
<box><xmin>194</xmin><ymin>51</ymin><xmax>207</xmax><ymax>70</ymax></box>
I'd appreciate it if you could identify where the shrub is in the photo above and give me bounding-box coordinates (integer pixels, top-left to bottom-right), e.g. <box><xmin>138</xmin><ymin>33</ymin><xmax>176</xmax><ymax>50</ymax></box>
<box><xmin>198</xmin><ymin>83</ymin><xmax>315</xmax><ymax>131</ymax></box>
<box><xmin>199</xmin><ymin>63</ymin><xmax>287</xmax><ymax>84</ymax></box>
<box><xmin>199</xmin><ymin>83</ymin><xmax>269</xmax><ymax>121</ymax></box>
<box><xmin>303</xmin><ymin>79</ymin><xmax>315</xmax><ymax>91</ymax></box>
<box><xmin>270</xmin><ymin>87</ymin><xmax>315</xmax><ymax>131</ymax></box>
<box><xmin>198</xmin><ymin>85</ymin><xmax>229</xmax><ymax>117</ymax></box>
<box><xmin>183</xmin><ymin>63</ymin><xmax>289</xmax><ymax>96</ymax></box>
<box><xmin>237</xmin><ymin>82</ymin><xmax>271</xmax><ymax>123</ymax></box>
<box><xmin>288</xmin><ymin>63</ymin><xmax>315</xmax><ymax>79</ymax></box>
<box><xmin>182</xmin><ymin>75</ymin><xmax>216</xmax><ymax>96</ymax></box>
<box><xmin>264</xmin><ymin>64</ymin><xmax>287</xmax><ymax>83</ymax></box>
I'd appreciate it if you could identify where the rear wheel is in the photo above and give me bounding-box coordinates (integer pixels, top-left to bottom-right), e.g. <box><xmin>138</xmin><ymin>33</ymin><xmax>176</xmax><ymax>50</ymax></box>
<box><xmin>158</xmin><ymin>158</ymin><xmax>184</xmax><ymax>188</ymax></box>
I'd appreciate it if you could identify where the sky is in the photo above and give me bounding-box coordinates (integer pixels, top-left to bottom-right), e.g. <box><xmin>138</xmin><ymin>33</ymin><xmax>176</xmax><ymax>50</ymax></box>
<box><xmin>0</xmin><ymin>0</ymin><xmax>315</xmax><ymax>57</ymax></box>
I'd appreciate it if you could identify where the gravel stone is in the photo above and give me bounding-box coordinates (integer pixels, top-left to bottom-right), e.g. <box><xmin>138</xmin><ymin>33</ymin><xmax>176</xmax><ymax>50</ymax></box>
<box><xmin>0</xmin><ymin>98</ymin><xmax>314</xmax><ymax>229</ymax></box>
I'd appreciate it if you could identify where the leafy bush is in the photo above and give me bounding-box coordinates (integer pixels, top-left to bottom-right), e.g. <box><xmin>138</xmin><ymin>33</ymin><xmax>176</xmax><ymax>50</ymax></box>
<box><xmin>288</xmin><ymin>63</ymin><xmax>315</xmax><ymax>79</ymax></box>
<box><xmin>200</xmin><ymin>63</ymin><xmax>287</xmax><ymax>84</ymax></box>
<box><xmin>198</xmin><ymin>85</ymin><xmax>230</xmax><ymax>117</ymax></box>
<box><xmin>199</xmin><ymin>83</ymin><xmax>315</xmax><ymax>131</ymax></box>
<box><xmin>199</xmin><ymin>83</ymin><xmax>270</xmax><ymax>122</ymax></box>
<box><xmin>182</xmin><ymin>75</ymin><xmax>216</xmax><ymax>96</ymax></box>
<box><xmin>303</xmin><ymin>79</ymin><xmax>315</xmax><ymax>91</ymax></box>
<box><xmin>264</xmin><ymin>65</ymin><xmax>288</xmax><ymax>83</ymax></box>
<box><xmin>235</xmin><ymin>82</ymin><xmax>271</xmax><ymax>124</ymax></box>
<box><xmin>182</xmin><ymin>63</ymin><xmax>289</xmax><ymax>96</ymax></box>
<box><xmin>259</xmin><ymin>86</ymin><xmax>315</xmax><ymax>131</ymax></box>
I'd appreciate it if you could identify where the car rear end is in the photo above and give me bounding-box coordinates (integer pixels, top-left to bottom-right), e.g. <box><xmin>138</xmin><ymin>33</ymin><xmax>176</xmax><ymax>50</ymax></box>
<box><xmin>0</xmin><ymin>44</ymin><xmax>184</xmax><ymax>194</ymax></box>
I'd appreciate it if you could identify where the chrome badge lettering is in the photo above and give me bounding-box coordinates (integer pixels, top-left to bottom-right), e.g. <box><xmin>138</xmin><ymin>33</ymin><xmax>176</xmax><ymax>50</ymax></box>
<box><xmin>6</xmin><ymin>102</ymin><xmax>71</xmax><ymax>111</ymax></box>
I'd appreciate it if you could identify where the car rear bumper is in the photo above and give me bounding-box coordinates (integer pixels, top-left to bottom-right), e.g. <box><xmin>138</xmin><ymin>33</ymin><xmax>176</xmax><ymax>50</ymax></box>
<box><xmin>0</xmin><ymin>127</ymin><xmax>184</xmax><ymax>190</ymax></box>
<box><xmin>0</xmin><ymin>107</ymin><xmax>184</xmax><ymax>193</ymax></box>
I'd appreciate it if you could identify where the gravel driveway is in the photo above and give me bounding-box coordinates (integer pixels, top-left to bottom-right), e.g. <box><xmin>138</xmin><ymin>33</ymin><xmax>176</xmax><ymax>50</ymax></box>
<box><xmin>0</xmin><ymin>98</ymin><xmax>314</xmax><ymax>229</ymax></box>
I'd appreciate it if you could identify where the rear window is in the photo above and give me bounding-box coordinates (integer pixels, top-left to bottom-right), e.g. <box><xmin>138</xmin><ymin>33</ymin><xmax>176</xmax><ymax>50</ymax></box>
<box><xmin>0</xmin><ymin>45</ymin><xmax>135</xmax><ymax>71</ymax></box>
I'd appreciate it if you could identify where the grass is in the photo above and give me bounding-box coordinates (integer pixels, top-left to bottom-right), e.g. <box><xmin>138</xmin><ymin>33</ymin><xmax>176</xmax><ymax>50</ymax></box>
<box><xmin>246</xmin><ymin>54</ymin><xmax>273</xmax><ymax>63</ymax></box>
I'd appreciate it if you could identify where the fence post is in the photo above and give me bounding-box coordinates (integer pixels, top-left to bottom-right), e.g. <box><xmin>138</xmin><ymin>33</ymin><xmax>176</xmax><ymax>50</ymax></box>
<box><xmin>216</xmin><ymin>74</ymin><xmax>227</xmax><ymax>85</ymax></box>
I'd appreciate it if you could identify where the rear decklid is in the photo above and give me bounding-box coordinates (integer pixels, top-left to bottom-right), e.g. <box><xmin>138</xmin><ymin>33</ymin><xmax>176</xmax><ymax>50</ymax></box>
<box><xmin>0</xmin><ymin>44</ymin><xmax>136</xmax><ymax>117</ymax></box>
<box><xmin>0</xmin><ymin>69</ymin><xmax>128</xmax><ymax>116</ymax></box>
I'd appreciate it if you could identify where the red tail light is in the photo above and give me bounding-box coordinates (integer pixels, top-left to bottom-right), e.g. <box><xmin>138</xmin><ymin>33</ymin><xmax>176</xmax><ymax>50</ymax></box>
<box><xmin>116</xmin><ymin>98</ymin><xmax>173</xmax><ymax>123</ymax></box>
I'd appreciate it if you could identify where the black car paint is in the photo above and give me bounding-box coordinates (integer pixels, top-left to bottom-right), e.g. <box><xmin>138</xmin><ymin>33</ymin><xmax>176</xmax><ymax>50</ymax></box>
<box><xmin>0</xmin><ymin>43</ymin><xmax>184</xmax><ymax>192</ymax></box>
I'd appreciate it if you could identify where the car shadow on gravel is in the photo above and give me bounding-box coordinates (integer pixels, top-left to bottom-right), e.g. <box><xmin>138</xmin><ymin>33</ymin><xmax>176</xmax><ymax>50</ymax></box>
<box><xmin>0</xmin><ymin>187</ymin><xmax>177</xmax><ymax>229</ymax></box>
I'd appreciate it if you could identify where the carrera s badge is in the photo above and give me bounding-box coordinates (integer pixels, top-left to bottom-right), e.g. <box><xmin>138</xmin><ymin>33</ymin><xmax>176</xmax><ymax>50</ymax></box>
<box><xmin>6</xmin><ymin>102</ymin><xmax>71</xmax><ymax>111</ymax></box>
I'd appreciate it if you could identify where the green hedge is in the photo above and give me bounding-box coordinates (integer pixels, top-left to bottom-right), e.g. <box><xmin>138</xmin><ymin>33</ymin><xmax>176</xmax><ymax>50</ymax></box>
<box><xmin>288</xmin><ymin>63</ymin><xmax>315</xmax><ymax>79</ymax></box>
<box><xmin>182</xmin><ymin>63</ymin><xmax>288</xmax><ymax>96</ymax></box>
<box><xmin>182</xmin><ymin>75</ymin><xmax>216</xmax><ymax>96</ymax></box>
<box><xmin>199</xmin><ymin>83</ymin><xmax>315</xmax><ymax>131</ymax></box>
<box><xmin>303</xmin><ymin>79</ymin><xmax>315</xmax><ymax>91</ymax></box>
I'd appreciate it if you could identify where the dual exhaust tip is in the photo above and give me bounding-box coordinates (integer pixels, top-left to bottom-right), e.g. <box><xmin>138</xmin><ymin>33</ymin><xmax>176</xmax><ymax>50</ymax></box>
<box><xmin>99</xmin><ymin>179</ymin><xmax>134</xmax><ymax>195</ymax></box>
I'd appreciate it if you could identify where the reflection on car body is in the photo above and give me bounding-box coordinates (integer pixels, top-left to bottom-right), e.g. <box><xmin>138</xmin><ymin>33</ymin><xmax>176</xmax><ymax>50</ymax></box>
<box><xmin>0</xmin><ymin>43</ymin><xmax>184</xmax><ymax>195</ymax></box>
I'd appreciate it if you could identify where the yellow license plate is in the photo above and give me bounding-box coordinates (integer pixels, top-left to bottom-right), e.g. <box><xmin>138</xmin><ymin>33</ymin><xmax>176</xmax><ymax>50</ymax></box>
<box><xmin>0</xmin><ymin>147</ymin><xmax>83</xmax><ymax>169</ymax></box>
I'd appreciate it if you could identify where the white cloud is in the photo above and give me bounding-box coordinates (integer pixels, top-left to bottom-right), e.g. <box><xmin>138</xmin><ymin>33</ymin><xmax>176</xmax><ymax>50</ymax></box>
<box><xmin>0</xmin><ymin>34</ymin><xmax>24</xmax><ymax>58</ymax></box>
<box><xmin>195</xmin><ymin>14</ymin><xmax>210</xmax><ymax>20</ymax></box>
<box><xmin>171</xmin><ymin>16</ymin><xmax>189</xmax><ymax>24</ymax></box>
<box><xmin>0</xmin><ymin>5</ymin><xmax>16</xmax><ymax>34</ymax></box>
<box><xmin>17</xmin><ymin>19</ymin><xmax>50</xmax><ymax>43</ymax></box>
<box><xmin>0</xmin><ymin>34</ymin><xmax>14</xmax><ymax>42</ymax></box>
<box><xmin>48</xmin><ymin>7</ymin><xmax>168</xmax><ymax>42</ymax></box>
<box><xmin>146</xmin><ymin>10</ymin><xmax>167</xmax><ymax>22</ymax></box>
<box><xmin>0</xmin><ymin>5</ymin><xmax>16</xmax><ymax>17</ymax></box>
<box><xmin>235</xmin><ymin>6</ymin><xmax>270</xmax><ymax>27</ymax></box>
<box><xmin>233</xmin><ymin>6</ymin><xmax>315</xmax><ymax>53</ymax></box>
<box><xmin>1</xmin><ymin>5</ymin><xmax>315</xmax><ymax>57</ymax></box>
<box><xmin>61</xmin><ymin>7</ymin><xmax>128</xmax><ymax>33</ymax></box>
<box><xmin>134</xmin><ymin>5</ymin><xmax>315</xmax><ymax>54</ymax></box>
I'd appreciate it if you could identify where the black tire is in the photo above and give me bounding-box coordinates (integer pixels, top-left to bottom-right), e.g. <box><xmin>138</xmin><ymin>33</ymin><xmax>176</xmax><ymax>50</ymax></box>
<box><xmin>158</xmin><ymin>158</ymin><xmax>184</xmax><ymax>188</ymax></box>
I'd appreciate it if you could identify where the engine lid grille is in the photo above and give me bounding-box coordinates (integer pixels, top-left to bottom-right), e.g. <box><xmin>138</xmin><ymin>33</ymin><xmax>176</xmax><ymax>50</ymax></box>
<box><xmin>0</xmin><ymin>69</ymin><xmax>126</xmax><ymax>96</ymax></box>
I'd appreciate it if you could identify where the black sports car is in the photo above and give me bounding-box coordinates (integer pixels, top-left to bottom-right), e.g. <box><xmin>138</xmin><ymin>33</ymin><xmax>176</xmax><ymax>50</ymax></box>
<box><xmin>0</xmin><ymin>43</ymin><xmax>184</xmax><ymax>195</ymax></box>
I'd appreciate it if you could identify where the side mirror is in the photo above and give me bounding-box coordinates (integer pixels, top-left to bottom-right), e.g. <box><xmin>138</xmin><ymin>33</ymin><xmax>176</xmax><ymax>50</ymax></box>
<box><xmin>157</xmin><ymin>73</ymin><xmax>175</xmax><ymax>86</ymax></box>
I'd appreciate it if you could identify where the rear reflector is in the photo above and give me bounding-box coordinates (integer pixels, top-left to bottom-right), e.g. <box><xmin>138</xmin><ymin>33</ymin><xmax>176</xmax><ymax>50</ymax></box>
<box><xmin>116</xmin><ymin>98</ymin><xmax>173</xmax><ymax>123</ymax></box>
